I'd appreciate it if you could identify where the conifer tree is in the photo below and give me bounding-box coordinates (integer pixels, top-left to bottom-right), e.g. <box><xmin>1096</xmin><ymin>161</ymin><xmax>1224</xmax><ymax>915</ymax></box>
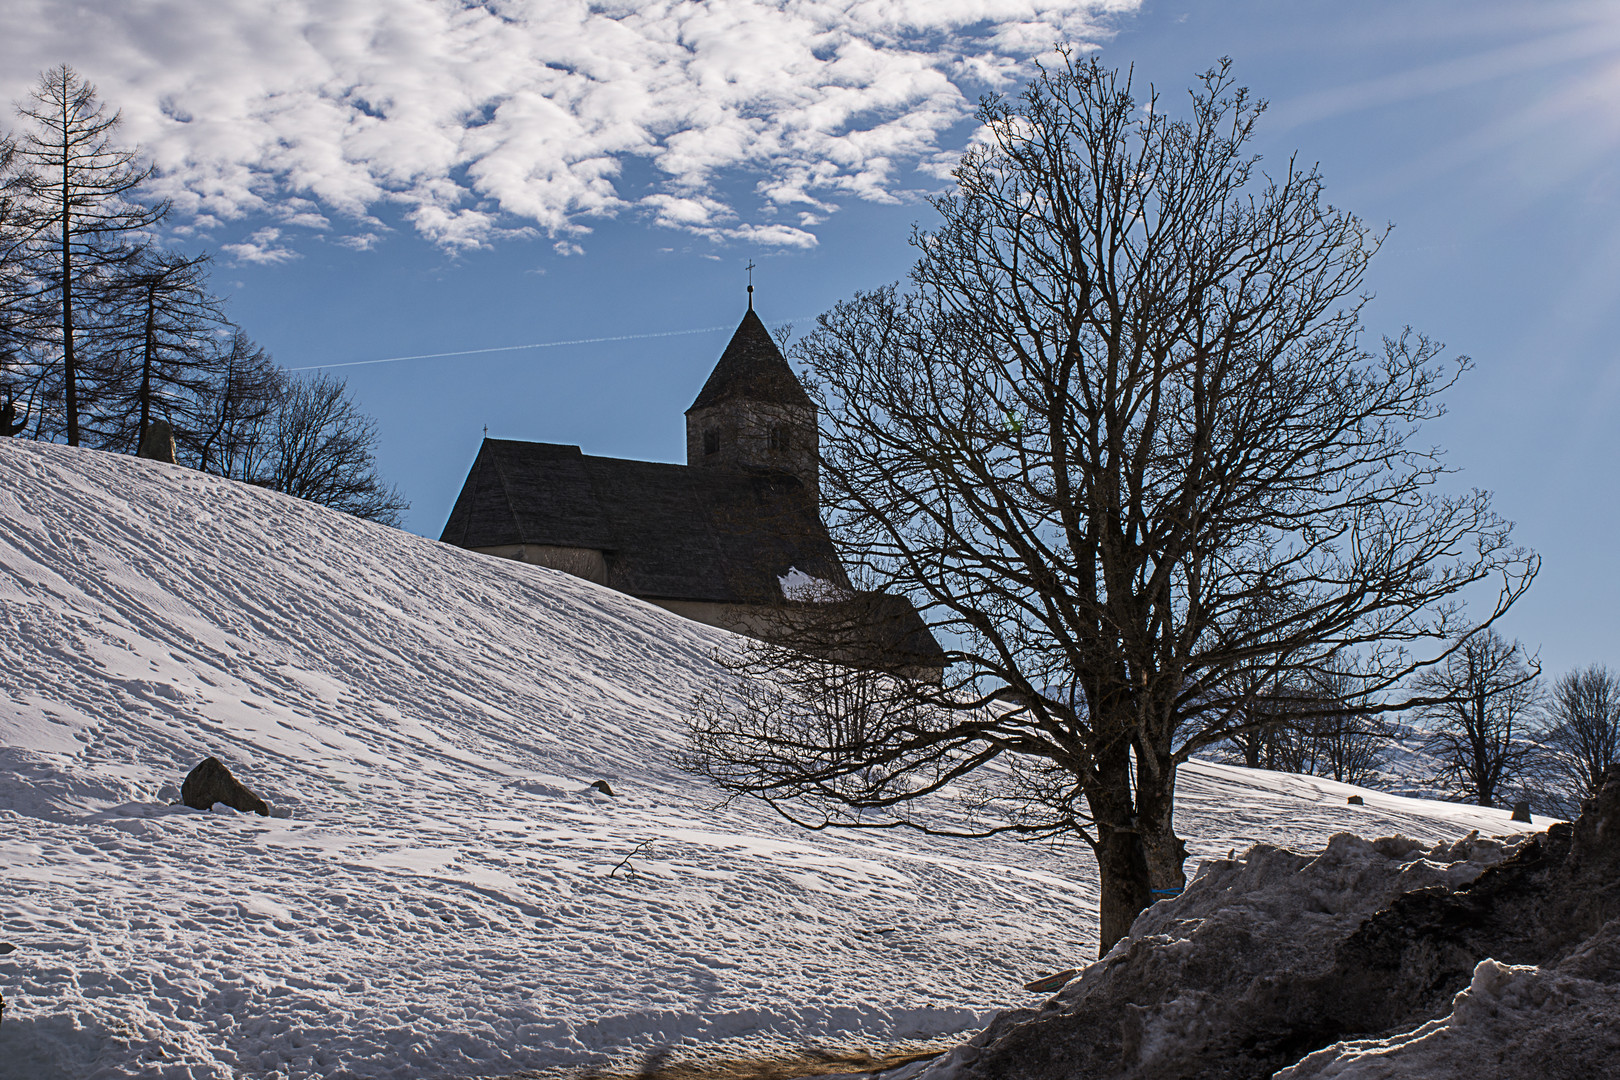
<box><xmin>12</xmin><ymin>64</ymin><xmax>166</xmax><ymax>445</ymax></box>
<box><xmin>0</xmin><ymin>132</ymin><xmax>37</xmax><ymax>435</ymax></box>
<box><xmin>98</xmin><ymin>247</ymin><xmax>221</xmax><ymax>452</ymax></box>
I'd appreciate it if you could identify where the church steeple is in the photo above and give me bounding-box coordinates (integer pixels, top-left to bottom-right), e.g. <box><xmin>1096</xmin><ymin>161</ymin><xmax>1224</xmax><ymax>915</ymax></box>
<box><xmin>688</xmin><ymin>308</ymin><xmax>812</xmax><ymax>413</ymax></box>
<box><xmin>686</xmin><ymin>305</ymin><xmax>818</xmax><ymax>498</ymax></box>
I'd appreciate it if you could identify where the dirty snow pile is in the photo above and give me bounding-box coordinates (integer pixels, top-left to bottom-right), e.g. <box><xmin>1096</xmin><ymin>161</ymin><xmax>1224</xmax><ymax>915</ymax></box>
<box><xmin>0</xmin><ymin>439</ymin><xmax>1537</xmax><ymax>1079</ymax></box>
<box><xmin>912</xmin><ymin>768</ymin><xmax>1620</xmax><ymax>1080</ymax></box>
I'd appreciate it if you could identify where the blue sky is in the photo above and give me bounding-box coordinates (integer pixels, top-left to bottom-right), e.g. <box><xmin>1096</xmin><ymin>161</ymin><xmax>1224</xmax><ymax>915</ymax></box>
<box><xmin>7</xmin><ymin>0</ymin><xmax>1618</xmax><ymax>673</ymax></box>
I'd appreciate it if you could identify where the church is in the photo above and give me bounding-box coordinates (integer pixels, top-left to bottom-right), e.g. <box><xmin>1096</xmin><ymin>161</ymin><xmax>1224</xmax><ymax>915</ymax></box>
<box><xmin>440</xmin><ymin>299</ymin><xmax>943</xmax><ymax>676</ymax></box>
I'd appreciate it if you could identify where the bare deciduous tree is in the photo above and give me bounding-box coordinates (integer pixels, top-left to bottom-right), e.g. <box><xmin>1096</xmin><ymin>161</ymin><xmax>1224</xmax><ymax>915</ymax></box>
<box><xmin>255</xmin><ymin>372</ymin><xmax>408</xmax><ymax>527</ymax></box>
<box><xmin>186</xmin><ymin>329</ymin><xmax>284</xmax><ymax>479</ymax></box>
<box><xmin>686</xmin><ymin>55</ymin><xmax>1536</xmax><ymax>954</ymax></box>
<box><xmin>1413</xmin><ymin>631</ymin><xmax>1542</xmax><ymax>808</ymax></box>
<box><xmin>1224</xmin><ymin>703</ymin><xmax>1290</xmax><ymax>771</ymax></box>
<box><xmin>1541</xmin><ymin>664</ymin><xmax>1620</xmax><ymax>813</ymax></box>
<box><xmin>178</xmin><ymin>345</ymin><xmax>406</xmax><ymax>526</ymax></box>
<box><xmin>1265</xmin><ymin>671</ymin><xmax>1393</xmax><ymax>786</ymax></box>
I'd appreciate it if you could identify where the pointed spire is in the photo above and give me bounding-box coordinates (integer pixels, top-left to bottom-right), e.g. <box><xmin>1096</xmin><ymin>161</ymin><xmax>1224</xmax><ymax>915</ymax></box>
<box><xmin>686</xmin><ymin>306</ymin><xmax>812</xmax><ymax>413</ymax></box>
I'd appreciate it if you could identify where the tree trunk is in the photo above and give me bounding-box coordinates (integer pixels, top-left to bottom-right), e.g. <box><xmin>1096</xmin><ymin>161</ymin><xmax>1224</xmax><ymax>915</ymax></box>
<box><xmin>139</xmin><ymin>290</ymin><xmax>156</xmax><ymax>444</ymax></box>
<box><xmin>1087</xmin><ymin>751</ymin><xmax>1153</xmax><ymax>956</ymax></box>
<box><xmin>1135</xmin><ymin>752</ymin><xmax>1189</xmax><ymax>892</ymax></box>
<box><xmin>1094</xmin><ymin>821</ymin><xmax>1152</xmax><ymax>956</ymax></box>
<box><xmin>60</xmin><ymin>199</ymin><xmax>78</xmax><ymax>447</ymax></box>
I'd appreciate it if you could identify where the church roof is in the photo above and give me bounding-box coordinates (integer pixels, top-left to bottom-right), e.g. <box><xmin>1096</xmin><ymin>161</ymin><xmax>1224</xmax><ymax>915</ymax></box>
<box><xmin>686</xmin><ymin>308</ymin><xmax>813</xmax><ymax>413</ymax></box>
<box><xmin>440</xmin><ymin>438</ymin><xmax>846</xmax><ymax>605</ymax></box>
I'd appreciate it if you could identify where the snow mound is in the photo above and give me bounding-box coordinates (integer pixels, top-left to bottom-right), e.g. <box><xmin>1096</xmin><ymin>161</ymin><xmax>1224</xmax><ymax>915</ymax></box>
<box><xmin>915</xmin><ymin>831</ymin><xmax>1525</xmax><ymax>1080</ymax></box>
<box><xmin>1277</xmin><ymin>937</ymin><xmax>1620</xmax><ymax>1079</ymax></box>
<box><xmin>911</xmin><ymin>766</ymin><xmax>1620</xmax><ymax>1080</ymax></box>
<box><xmin>0</xmin><ymin>440</ymin><xmax>1535</xmax><ymax>1079</ymax></box>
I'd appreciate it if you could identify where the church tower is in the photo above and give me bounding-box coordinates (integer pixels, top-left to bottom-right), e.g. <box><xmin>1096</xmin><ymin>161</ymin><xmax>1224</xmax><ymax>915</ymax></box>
<box><xmin>685</xmin><ymin>302</ymin><xmax>818</xmax><ymax>500</ymax></box>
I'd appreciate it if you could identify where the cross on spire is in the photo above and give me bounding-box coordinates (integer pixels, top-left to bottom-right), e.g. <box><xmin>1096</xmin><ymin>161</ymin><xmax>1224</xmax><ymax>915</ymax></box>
<box><xmin>746</xmin><ymin>259</ymin><xmax>756</xmax><ymax>310</ymax></box>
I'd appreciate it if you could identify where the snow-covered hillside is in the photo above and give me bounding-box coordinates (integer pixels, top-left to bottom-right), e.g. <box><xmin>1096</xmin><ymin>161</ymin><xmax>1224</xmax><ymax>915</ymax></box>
<box><xmin>0</xmin><ymin>440</ymin><xmax>1530</xmax><ymax>1080</ymax></box>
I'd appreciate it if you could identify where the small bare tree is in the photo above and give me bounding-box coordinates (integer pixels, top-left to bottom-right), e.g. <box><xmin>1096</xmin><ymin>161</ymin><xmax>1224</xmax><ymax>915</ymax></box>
<box><xmin>1412</xmin><ymin>631</ymin><xmax>1542</xmax><ymax>808</ymax></box>
<box><xmin>186</xmin><ymin>329</ymin><xmax>284</xmax><ymax>478</ymax></box>
<box><xmin>1541</xmin><ymin>664</ymin><xmax>1620</xmax><ymax>813</ymax></box>
<box><xmin>688</xmin><ymin>55</ymin><xmax>1536</xmax><ymax>954</ymax></box>
<box><xmin>256</xmin><ymin>372</ymin><xmax>408</xmax><ymax>527</ymax></box>
<box><xmin>1245</xmin><ymin>669</ymin><xmax>1392</xmax><ymax>785</ymax></box>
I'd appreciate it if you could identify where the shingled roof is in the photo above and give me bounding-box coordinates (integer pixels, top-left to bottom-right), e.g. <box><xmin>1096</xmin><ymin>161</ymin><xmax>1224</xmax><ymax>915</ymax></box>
<box><xmin>687</xmin><ymin>308</ymin><xmax>813</xmax><ymax>412</ymax></box>
<box><xmin>439</xmin><ymin>301</ymin><xmax>943</xmax><ymax>673</ymax></box>
<box><xmin>440</xmin><ymin>439</ymin><xmax>847</xmax><ymax>605</ymax></box>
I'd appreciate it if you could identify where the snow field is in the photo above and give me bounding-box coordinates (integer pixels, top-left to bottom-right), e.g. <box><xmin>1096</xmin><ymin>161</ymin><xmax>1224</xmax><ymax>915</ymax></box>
<box><xmin>0</xmin><ymin>439</ymin><xmax>1530</xmax><ymax>1079</ymax></box>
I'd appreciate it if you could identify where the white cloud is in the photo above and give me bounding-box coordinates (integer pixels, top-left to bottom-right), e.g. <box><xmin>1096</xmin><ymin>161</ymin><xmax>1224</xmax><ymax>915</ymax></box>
<box><xmin>731</xmin><ymin>222</ymin><xmax>819</xmax><ymax>248</ymax></box>
<box><xmin>335</xmin><ymin>232</ymin><xmax>383</xmax><ymax>251</ymax></box>
<box><xmin>2</xmin><ymin>1</ymin><xmax>1137</xmax><ymax>251</ymax></box>
<box><xmin>221</xmin><ymin>227</ymin><xmax>298</xmax><ymax>264</ymax></box>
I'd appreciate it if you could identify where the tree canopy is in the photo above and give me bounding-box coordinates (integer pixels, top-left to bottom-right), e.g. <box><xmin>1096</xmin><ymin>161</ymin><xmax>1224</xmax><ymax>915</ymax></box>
<box><xmin>0</xmin><ymin>65</ymin><xmax>407</xmax><ymax>528</ymax></box>
<box><xmin>689</xmin><ymin>55</ymin><xmax>1537</xmax><ymax>954</ymax></box>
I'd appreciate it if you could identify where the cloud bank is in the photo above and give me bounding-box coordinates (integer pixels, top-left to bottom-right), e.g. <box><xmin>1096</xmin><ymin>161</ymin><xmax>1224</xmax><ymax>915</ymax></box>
<box><xmin>1</xmin><ymin>1</ymin><xmax>1137</xmax><ymax>254</ymax></box>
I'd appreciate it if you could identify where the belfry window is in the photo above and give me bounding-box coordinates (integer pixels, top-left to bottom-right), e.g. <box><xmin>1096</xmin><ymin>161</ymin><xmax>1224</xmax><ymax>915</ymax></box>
<box><xmin>704</xmin><ymin>429</ymin><xmax>720</xmax><ymax>455</ymax></box>
<box><xmin>769</xmin><ymin>425</ymin><xmax>791</xmax><ymax>452</ymax></box>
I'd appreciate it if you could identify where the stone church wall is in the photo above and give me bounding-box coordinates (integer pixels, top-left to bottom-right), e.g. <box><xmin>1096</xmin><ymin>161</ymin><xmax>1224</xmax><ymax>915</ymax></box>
<box><xmin>686</xmin><ymin>400</ymin><xmax>818</xmax><ymax>496</ymax></box>
<box><xmin>475</xmin><ymin>544</ymin><xmax>608</xmax><ymax>585</ymax></box>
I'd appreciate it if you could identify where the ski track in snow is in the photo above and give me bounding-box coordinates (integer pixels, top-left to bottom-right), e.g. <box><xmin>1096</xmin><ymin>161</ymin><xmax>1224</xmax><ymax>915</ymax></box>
<box><xmin>0</xmin><ymin>440</ymin><xmax>1532</xmax><ymax>1079</ymax></box>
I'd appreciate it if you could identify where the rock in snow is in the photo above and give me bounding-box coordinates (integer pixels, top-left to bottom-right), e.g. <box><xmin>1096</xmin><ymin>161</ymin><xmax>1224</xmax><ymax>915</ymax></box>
<box><xmin>136</xmin><ymin>419</ymin><xmax>178</xmax><ymax>464</ymax></box>
<box><xmin>180</xmin><ymin>755</ymin><xmax>271</xmax><ymax>816</ymax></box>
<box><xmin>909</xmin><ymin>766</ymin><xmax>1620</xmax><ymax>1080</ymax></box>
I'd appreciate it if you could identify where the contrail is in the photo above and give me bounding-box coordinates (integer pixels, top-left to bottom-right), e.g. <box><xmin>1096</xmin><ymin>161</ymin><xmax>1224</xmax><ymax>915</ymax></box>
<box><xmin>288</xmin><ymin>317</ymin><xmax>812</xmax><ymax>372</ymax></box>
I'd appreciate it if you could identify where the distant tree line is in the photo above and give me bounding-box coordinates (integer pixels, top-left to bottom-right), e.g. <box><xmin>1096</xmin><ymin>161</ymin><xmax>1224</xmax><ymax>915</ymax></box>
<box><xmin>1216</xmin><ymin>628</ymin><xmax>1618</xmax><ymax>819</ymax></box>
<box><xmin>0</xmin><ymin>65</ymin><xmax>406</xmax><ymax>527</ymax></box>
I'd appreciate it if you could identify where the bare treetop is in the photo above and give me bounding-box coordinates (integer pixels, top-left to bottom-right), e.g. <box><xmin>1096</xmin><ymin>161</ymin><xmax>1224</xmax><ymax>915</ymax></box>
<box><xmin>10</xmin><ymin>64</ymin><xmax>168</xmax><ymax>445</ymax></box>
<box><xmin>14</xmin><ymin>65</ymin><xmax>165</xmax><ymax>237</ymax></box>
<box><xmin>690</xmin><ymin>54</ymin><xmax>1538</xmax><ymax>955</ymax></box>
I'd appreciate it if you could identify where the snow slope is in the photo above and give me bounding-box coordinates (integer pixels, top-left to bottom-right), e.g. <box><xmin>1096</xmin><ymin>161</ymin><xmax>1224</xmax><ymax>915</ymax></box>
<box><xmin>0</xmin><ymin>439</ymin><xmax>1531</xmax><ymax>1080</ymax></box>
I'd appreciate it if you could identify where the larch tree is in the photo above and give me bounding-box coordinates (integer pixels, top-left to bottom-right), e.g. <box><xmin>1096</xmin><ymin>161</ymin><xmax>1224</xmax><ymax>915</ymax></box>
<box><xmin>97</xmin><ymin>247</ymin><xmax>222</xmax><ymax>453</ymax></box>
<box><xmin>686</xmin><ymin>55</ymin><xmax>1536</xmax><ymax>955</ymax></box>
<box><xmin>1</xmin><ymin>67</ymin><xmax>409</xmax><ymax>529</ymax></box>
<box><xmin>1</xmin><ymin>130</ymin><xmax>39</xmax><ymax>436</ymax></box>
<box><xmin>12</xmin><ymin>64</ymin><xmax>166</xmax><ymax>446</ymax></box>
